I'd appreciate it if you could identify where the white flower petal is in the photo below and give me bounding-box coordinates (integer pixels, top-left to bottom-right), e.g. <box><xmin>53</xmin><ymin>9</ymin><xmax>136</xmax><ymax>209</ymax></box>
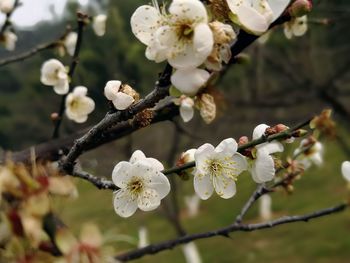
<box><xmin>212</xmin><ymin>176</ymin><xmax>236</xmax><ymax>199</ymax></box>
<box><xmin>112</xmin><ymin>161</ymin><xmax>133</xmax><ymax>188</ymax></box>
<box><xmin>104</xmin><ymin>80</ymin><xmax>122</xmax><ymax>101</ymax></box>
<box><xmin>194</xmin><ymin>143</ymin><xmax>215</xmax><ymax>174</ymax></box>
<box><xmin>192</xmin><ymin>23</ymin><xmax>214</xmax><ymax>64</ymax></box>
<box><xmin>112</xmin><ymin>92</ymin><xmax>134</xmax><ymax>110</ymax></box>
<box><xmin>73</xmin><ymin>86</ymin><xmax>88</xmax><ymax>97</ymax></box>
<box><xmin>292</xmin><ymin>16</ymin><xmax>308</xmax><ymax>36</ymax></box>
<box><xmin>171</xmin><ymin>68</ymin><xmax>210</xmax><ymax>96</ymax></box>
<box><xmin>342</xmin><ymin>161</ymin><xmax>350</xmax><ymax>182</ymax></box>
<box><xmin>137</xmin><ymin>188</ymin><xmax>161</xmax><ymax>211</ymax></box>
<box><xmin>169</xmin><ymin>0</ymin><xmax>208</xmax><ymax>23</ymax></box>
<box><xmin>180</xmin><ymin>103</ymin><xmax>194</xmax><ymax>122</ymax></box>
<box><xmin>214</xmin><ymin>138</ymin><xmax>238</xmax><ymax>155</ymax></box>
<box><xmin>231</xmin><ymin>153</ymin><xmax>248</xmax><ymax>174</ymax></box>
<box><xmin>236</xmin><ymin>5</ymin><xmax>269</xmax><ymax>35</ymax></box>
<box><xmin>131</xmin><ymin>5</ymin><xmax>161</xmax><ymax>46</ymax></box>
<box><xmin>147</xmin><ymin>171</ymin><xmax>170</xmax><ymax>199</ymax></box>
<box><xmin>251</xmin><ymin>154</ymin><xmax>275</xmax><ymax>183</ymax></box>
<box><xmin>113</xmin><ymin>189</ymin><xmax>138</xmax><ymax>218</ymax></box>
<box><xmin>193</xmin><ymin>174</ymin><xmax>214</xmax><ymax>200</ymax></box>
<box><xmin>226</xmin><ymin>0</ymin><xmax>243</xmax><ymax>14</ymax></box>
<box><xmin>53</xmin><ymin>82</ymin><xmax>69</xmax><ymax>95</ymax></box>
<box><xmin>129</xmin><ymin>150</ymin><xmax>147</xmax><ymax>164</ymax></box>
<box><xmin>268</xmin><ymin>0</ymin><xmax>291</xmax><ymax>21</ymax></box>
<box><xmin>258</xmin><ymin>141</ymin><xmax>284</xmax><ymax>155</ymax></box>
<box><xmin>253</xmin><ymin>124</ymin><xmax>270</xmax><ymax>140</ymax></box>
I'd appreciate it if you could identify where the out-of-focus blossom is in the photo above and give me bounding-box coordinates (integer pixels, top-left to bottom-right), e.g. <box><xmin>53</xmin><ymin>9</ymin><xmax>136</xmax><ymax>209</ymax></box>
<box><xmin>40</xmin><ymin>59</ymin><xmax>69</xmax><ymax>95</ymax></box>
<box><xmin>284</xmin><ymin>15</ymin><xmax>308</xmax><ymax>39</ymax></box>
<box><xmin>259</xmin><ymin>194</ymin><xmax>272</xmax><ymax>220</ymax></box>
<box><xmin>0</xmin><ymin>0</ymin><xmax>15</xmax><ymax>13</ymax></box>
<box><xmin>65</xmin><ymin>86</ymin><xmax>95</xmax><ymax>123</ymax></box>
<box><xmin>93</xmin><ymin>14</ymin><xmax>107</xmax><ymax>36</ymax></box>
<box><xmin>182</xmin><ymin>242</ymin><xmax>202</xmax><ymax>263</ymax></box>
<box><xmin>341</xmin><ymin>161</ymin><xmax>350</xmax><ymax>182</ymax></box>
<box><xmin>63</xmin><ymin>32</ymin><xmax>78</xmax><ymax>56</ymax></box>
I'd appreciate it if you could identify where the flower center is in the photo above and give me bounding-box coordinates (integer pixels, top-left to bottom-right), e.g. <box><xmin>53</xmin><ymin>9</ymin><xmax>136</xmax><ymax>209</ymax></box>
<box><xmin>127</xmin><ymin>178</ymin><xmax>144</xmax><ymax>195</ymax></box>
<box><xmin>205</xmin><ymin>157</ymin><xmax>239</xmax><ymax>180</ymax></box>
<box><xmin>177</xmin><ymin>23</ymin><xmax>194</xmax><ymax>40</ymax></box>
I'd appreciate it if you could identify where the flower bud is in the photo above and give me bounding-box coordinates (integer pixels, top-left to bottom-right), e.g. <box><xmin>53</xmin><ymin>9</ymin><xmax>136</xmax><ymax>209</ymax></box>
<box><xmin>238</xmin><ymin>136</ymin><xmax>249</xmax><ymax>146</ymax></box>
<box><xmin>289</xmin><ymin>0</ymin><xmax>312</xmax><ymax>17</ymax></box>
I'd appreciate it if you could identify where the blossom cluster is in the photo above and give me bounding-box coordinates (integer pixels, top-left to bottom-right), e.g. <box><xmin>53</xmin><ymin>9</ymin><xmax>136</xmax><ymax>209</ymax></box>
<box><xmin>111</xmin><ymin>123</ymin><xmax>325</xmax><ymax>217</ymax></box>
<box><xmin>129</xmin><ymin>0</ymin><xmax>313</xmax><ymax>123</ymax></box>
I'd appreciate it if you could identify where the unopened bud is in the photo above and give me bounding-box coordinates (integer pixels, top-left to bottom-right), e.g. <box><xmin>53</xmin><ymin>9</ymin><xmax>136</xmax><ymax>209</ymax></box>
<box><xmin>275</xmin><ymin>124</ymin><xmax>289</xmax><ymax>133</ymax></box>
<box><xmin>121</xmin><ymin>84</ymin><xmax>140</xmax><ymax>102</ymax></box>
<box><xmin>238</xmin><ymin>136</ymin><xmax>249</xmax><ymax>146</ymax></box>
<box><xmin>51</xmin><ymin>112</ymin><xmax>59</xmax><ymax>121</ymax></box>
<box><xmin>292</xmin><ymin>129</ymin><xmax>308</xmax><ymax>138</ymax></box>
<box><xmin>289</xmin><ymin>0</ymin><xmax>312</xmax><ymax>17</ymax></box>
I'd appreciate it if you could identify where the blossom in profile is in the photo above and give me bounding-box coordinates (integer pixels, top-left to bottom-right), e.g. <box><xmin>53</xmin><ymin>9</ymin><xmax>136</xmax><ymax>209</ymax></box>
<box><xmin>131</xmin><ymin>0</ymin><xmax>214</xmax><ymax>69</ymax></box>
<box><xmin>93</xmin><ymin>14</ymin><xmax>107</xmax><ymax>36</ymax></box>
<box><xmin>174</xmin><ymin>95</ymin><xmax>195</xmax><ymax>123</ymax></box>
<box><xmin>40</xmin><ymin>59</ymin><xmax>69</xmax><ymax>95</ymax></box>
<box><xmin>1</xmin><ymin>31</ymin><xmax>17</xmax><ymax>51</ymax></box>
<box><xmin>226</xmin><ymin>0</ymin><xmax>290</xmax><ymax>35</ymax></box>
<box><xmin>250</xmin><ymin>124</ymin><xmax>284</xmax><ymax>183</ymax></box>
<box><xmin>63</xmin><ymin>32</ymin><xmax>78</xmax><ymax>56</ymax></box>
<box><xmin>104</xmin><ymin>80</ymin><xmax>136</xmax><ymax>110</ymax></box>
<box><xmin>284</xmin><ymin>15</ymin><xmax>308</xmax><ymax>39</ymax></box>
<box><xmin>341</xmin><ymin>161</ymin><xmax>350</xmax><ymax>182</ymax></box>
<box><xmin>294</xmin><ymin>138</ymin><xmax>324</xmax><ymax>169</ymax></box>
<box><xmin>171</xmin><ymin>68</ymin><xmax>210</xmax><ymax>96</ymax></box>
<box><xmin>112</xmin><ymin>150</ymin><xmax>170</xmax><ymax>217</ymax></box>
<box><xmin>0</xmin><ymin>0</ymin><xmax>15</xmax><ymax>13</ymax></box>
<box><xmin>193</xmin><ymin>138</ymin><xmax>247</xmax><ymax>200</ymax></box>
<box><xmin>65</xmin><ymin>86</ymin><xmax>95</xmax><ymax>123</ymax></box>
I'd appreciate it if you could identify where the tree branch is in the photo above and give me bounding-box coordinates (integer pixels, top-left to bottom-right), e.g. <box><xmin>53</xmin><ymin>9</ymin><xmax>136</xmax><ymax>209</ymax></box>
<box><xmin>115</xmin><ymin>203</ymin><xmax>347</xmax><ymax>261</ymax></box>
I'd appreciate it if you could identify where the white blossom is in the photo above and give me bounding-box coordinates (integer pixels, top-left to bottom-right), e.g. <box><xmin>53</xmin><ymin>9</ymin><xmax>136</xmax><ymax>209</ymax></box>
<box><xmin>63</xmin><ymin>32</ymin><xmax>78</xmax><ymax>56</ymax></box>
<box><xmin>294</xmin><ymin>139</ymin><xmax>323</xmax><ymax>169</ymax></box>
<box><xmin>226</xmin><ymin>0</ymin><xmax>291</xmax><ymax>35</ymax></box>
<box><xmin>284</xmin><ymin>15</ymin><xmax>308</xmax><ymax>39</ymax></box>
<box><xmin>174</xmin><ymin>96</ymin><xmax>195</xmax><ymax>122</ymax></box>
<box><xmin>250</xmin><ymin>124</ymin><xmax>284</xmax><ymax>183</ymax></box>
<box><xmin>182</xmin><ymin>242</ymin><xmax>202</xmax><ymax>263</ymax></box>
<box><xmin>112</xmin><ymin>150</ymin><xmax>170</xmax><ymax>218</ymax></box>
<box><xmin>65</xmin><ymin>86</ymin><xmax>95</xmax><ymax>123</ymax></box>
<box><xmin>342</xmin><ymin>161</ymin><xmax>350</xmax><ymax>182</ymax></box>
<box><xmin>93</xmin><ymin>14</ymin><xmax>107</xmax><ymax>37</ymax></box>
<box><xmin>2</xmin><ymin>30</ymin><xmax>17</xmax><ymax>51</ymax></box>
<box><xmin>40</xmin><ymin>59</ymin><xmax>69</xmax><ymax>95</ymax></box>
<box><xmin>104</xmin><ymin>80</ymin><xmax>135</xmax><ymax>110</ymax></box>
<box><xmin>259</xmin><ymin>194</ymin><xmax>272</xmax><ymax>220</ymax></box>
<box><xmin>193</xmin><ymin>138</ymin><xmax>247</xmax><ymax>200</ymax></box>
<box><xmin>171</xmin><ymin>68</ymin><xmax>210</xmax><ymax>96</ymax></box>
<box><xmin>131</xmin><ymin>0</ymin><xmax>214</xmax><ymax>69</ymax></box>
<box><xmin>0</xmin><ymin>0</ymin><xmax>15</xmax><ymax>13</ymax></box>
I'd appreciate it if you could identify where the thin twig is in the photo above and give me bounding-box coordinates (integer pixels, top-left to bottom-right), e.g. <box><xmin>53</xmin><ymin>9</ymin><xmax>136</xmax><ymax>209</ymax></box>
<box><xmin>163</xmin><ymin>117</ymin><xmax>312</xmax><ymax>175</ymax></box>
<box><xmin>72</xmin><ymin>170</ymin><xmax>118</xmax><ymax>190</ymax></box>
<box><xmin>52</xmin><ymin>13</ymin><xmax>87</xmax><ymax>139</ymax></box>
<box><xmin>115</xmin><ymin>203</ymin><xmax>347</xmax><ymax>261</ymax></box>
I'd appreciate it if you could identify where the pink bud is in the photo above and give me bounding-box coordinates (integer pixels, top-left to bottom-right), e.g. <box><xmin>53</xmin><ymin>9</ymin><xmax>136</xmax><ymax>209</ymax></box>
<box><xmin>289</xmin><ymin>0</ymin><xmax>312</xmax><ymax>17</ymax></box>
<box><xmin>238</xmin><ymin>136</ymin><xmax>249</xmax><ymax>146</ymax></box>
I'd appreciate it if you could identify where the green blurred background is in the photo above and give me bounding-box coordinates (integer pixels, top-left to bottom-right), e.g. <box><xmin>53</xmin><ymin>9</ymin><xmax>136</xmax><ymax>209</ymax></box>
<box><xmin>1</xmin><ymin>0</ymin><xmax>350</xmax><ymax>262</ymax></box>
